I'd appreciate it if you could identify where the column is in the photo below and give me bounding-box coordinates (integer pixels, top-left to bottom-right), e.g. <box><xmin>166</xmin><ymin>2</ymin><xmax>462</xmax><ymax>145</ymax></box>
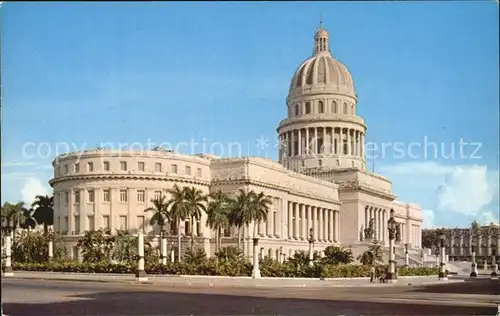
<box><xmin>312</xmin><ymin>206</ymin><xmax>318</xmax><ymax>240</ymax></box>
<box><xmin>318</xmin><ymin>208</ymin><xmax>323</xmax><ymax>242</ymax></box>
<box><xmin>298</xmin><ymin>129</ymin><xmax>302</xmax><ymax>155</ymax></box>
<box><xmin>364</xmin><ymin>206</ymin><xmax>368</xmax><ymax>229</ymax></box>
<box><xmin>347</xmin><ymin>129</ymin><xmax>351</xmax><ymax>155</ymax></box>
<box><xmin>335</xmin><ymin>210</ymin><xmax>340</xmax><ymax>242</ymax></box>
<box><xmin>268</xmin><ymin>210</ymin><xmax>274</xmax><ymax>237</ymax></box>
<box><xmin>330</xmin><ymin>128</ymin><xmax>334</xmax><ymax>154</ymax></box>
<box><xmin>382</xmin><ymin>209</ymin><xmax>386</xmax><ymax>244</ymax></box>
<box><xmin>291</xmin><ymin>131</ymin><xmax>295</xmax><ymax>157</ymax></box>
<box><xmin>323</xmin><ymin>209</ymin><xmax>327</xmax><ymax>241</ymax></box>
<box><xmin>361</xmin><ymin>133</ymin><xmax>365</xmax><ymax>158</ymax></box>
<box><xmin>300</xmin><ymin>204</ymin><xmax>306</xmax><ymax>240</ymax></box>
<box><xmin>314</xmin><ymin>128</ymin><xmax>318</xmax><ymax>154</ymax></box>
<box><xmin>322</xmin><ymin>127</ymin><xmax>326</xmax><ymax>154</ymax></box>
<box><xmin>293</xmin><ymin>203</ymin><xmax>299</xmax><ymax>240</ymax></box>
<box><xmin>287</xmin><ymin>202</ymin><xmax>293</xmax><ymax>239</ymax></box>
<box><xmin>329</xmin><ymin>210</ymin><xmax>334</xmax><ymax>242</ymax></box>
<box><xmin>306</xmin><ymin>128</ymin><xmax>310</xmax><ymax>155</ymax></box>
<box><xmin>68</xmin><ymin>189</ymin><xmax>74</xmax><ymax>233</ymax></box>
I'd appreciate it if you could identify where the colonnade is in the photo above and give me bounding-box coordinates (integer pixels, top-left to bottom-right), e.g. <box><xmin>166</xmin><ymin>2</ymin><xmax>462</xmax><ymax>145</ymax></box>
<box><xmin>447</xmin><ymin>231</ymin><xmax>500</xmax><ymax>257</ymax></box>
<box><xmin>279</xmin><ymin>127</ymin><xmax>364</xmax><ymax>157</ymax></box>
<box><xmin>364</xmin><ymin>206</ymin><xmax>387</xmax><ymax>243</ymax></box>
<box><xmin>287</xmin><ymin>202</ymin><xmax>339</xmax><ymax>242</ymax></box>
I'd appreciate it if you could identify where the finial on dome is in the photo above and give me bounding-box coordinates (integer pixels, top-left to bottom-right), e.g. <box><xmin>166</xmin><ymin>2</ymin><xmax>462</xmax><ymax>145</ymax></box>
<box><xmin>314</xmin><ymin>19</ymin><xmax>330</xmax><ymax>56</ymax></box>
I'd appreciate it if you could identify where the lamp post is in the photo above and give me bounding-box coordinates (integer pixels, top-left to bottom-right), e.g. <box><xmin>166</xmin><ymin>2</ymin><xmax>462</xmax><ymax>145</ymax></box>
<box><xmin>2</xmin><ymin>219</ymin><xmax>13</xmax><ymax>277</ymax></box>
<box><xmin>404</xmin><ymin>243</ymin><xmax>409</xmax><ymax>267</ymax></box>
<box><xmin>47</xmin><ymin>228</ymin><xmax>54</xmax><ymax>261</ymax></box>
<box><xmin>386</xmin><ymin>209</ymin><xmax>397</xmax><ymax>283</ymax></box>
<box><xmin>470</xmin><ymin>237</ymin><xmax>478</xmax><ymax>278</ymax></box>
<box><xmin>135</xmin><ymin>231</ymin><xmax>148</xmax><ymax>282</ymax></box>
<box><xmin>308</xmin><ymin>228</ymin><xmax>314</xmax><ymax>267</ymax></box>
<box><xmin>170</xmin><ymin>242</ymin><xmax>175</xmax><ymax>263</ymax></box>
<box><xmin>439</xmin><ymin>234</ymin><xmax>447</xmax><ymax>280</ymax></box>
<box><xmin>160</xmin><ymin>228</ymin><xmax>167</xmax><ymax>265</ymax></box>
<box><xmin>491</xmin><ymin>245</ymin><xmax>498</xmax><ymax>280</ymax></box>
<box><xmin>251</xmin><ymin>237</ymin><xmax>261</xmax><ymax>279</ymax></box>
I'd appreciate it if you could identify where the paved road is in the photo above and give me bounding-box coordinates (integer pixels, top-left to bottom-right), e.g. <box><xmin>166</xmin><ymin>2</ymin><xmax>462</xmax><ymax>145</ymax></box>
<box><xmin>2</xmin><ymin>278</ymin><xmax>499</xmax><ymax>315</ymax></box>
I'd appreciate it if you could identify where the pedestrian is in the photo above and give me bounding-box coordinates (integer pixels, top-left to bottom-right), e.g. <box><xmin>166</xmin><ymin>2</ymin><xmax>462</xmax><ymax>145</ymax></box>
<box><xmin>370</xmin><ymin>265</ymin><xmax>375</xmax><ymax>283</ymax></box>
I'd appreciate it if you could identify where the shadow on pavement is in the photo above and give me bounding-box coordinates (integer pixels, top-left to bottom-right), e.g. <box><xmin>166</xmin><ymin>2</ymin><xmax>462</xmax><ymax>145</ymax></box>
<box><xmin>4</xmin><ymin>290</ymin><xmax>496</xmax><ymax>316</ymax></box>
<box><xmin>411</xmin><ymin>278</ymin><xmax>500</xmax><ymax>296</ymax></box>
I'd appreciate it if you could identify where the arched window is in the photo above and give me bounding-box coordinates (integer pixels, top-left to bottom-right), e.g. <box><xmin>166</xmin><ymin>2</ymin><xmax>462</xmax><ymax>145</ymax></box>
<box><xmin>343</xmin><ymin>102</ymin><xmax>348</xmax><ymax>114</ymax></box>
<box><xmin>318</xmin><ymin>100</ymin><xmax>324</xmax><ymax>113</ymax></box>
<box><xmin>332</xmin><ymin>101</ymin><xmax>337</xmax><ymax>113</ymax></box>
<box><xmin>295</xmin><ymin>104</ymin><xmax>299</xmax><ymax>116</ymax></box>
<box><xmin>305</xmin><ymin>102</ymin><xmax>311</xmax><ymax>114</ymax></box>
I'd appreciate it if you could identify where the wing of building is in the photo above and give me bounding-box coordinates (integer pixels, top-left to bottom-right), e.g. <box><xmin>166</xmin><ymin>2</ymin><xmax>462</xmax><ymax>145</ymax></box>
<box><xmin>50</xmin><ymin>22</ymin><xmax>423</xmax><ymax>261</ymax></box>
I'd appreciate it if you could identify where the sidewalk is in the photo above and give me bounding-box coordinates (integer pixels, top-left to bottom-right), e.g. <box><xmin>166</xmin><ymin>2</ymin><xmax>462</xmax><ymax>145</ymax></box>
<box><xmin>3</xmin><ymin>271</ymin><xmax>464</xmax><ymax>288</ymax></box>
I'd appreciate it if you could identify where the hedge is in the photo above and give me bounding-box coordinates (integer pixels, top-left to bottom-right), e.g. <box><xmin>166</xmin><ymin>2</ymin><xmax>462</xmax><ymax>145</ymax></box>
<box><xmin>7</xmin><ymin>261</ymin><xmax>440</xmax><ymax>278</ymax></box>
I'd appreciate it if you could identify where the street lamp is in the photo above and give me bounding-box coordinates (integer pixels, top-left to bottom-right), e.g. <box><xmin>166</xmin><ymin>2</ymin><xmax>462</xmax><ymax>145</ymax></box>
<box><xmin>439</xmin><ymin>234</ymin><xmax>447</xmax><ymax>280</ymax></box>
<box><xmin>251</xmin><ymin>236</ymin><xmax>261</xmax><ymax>279</ymax></box>
<box><xmin>159</xmin><ymin>226</ymin><xmax>168</xmax><ymax>265</ymax></box>
<box><xmin>308</xmin><ymin>228</ymin><xmax>314</xmax><ymax>267</ymax></box>
<box><xmin>470</xmin><ymin>237</ymin><xmax>478</xmax><ymax>277</ymax></box>
<box><xmin>386</xmin><ymin>209</ymin><xmax>397</xmax><ymax>283</ymax></box>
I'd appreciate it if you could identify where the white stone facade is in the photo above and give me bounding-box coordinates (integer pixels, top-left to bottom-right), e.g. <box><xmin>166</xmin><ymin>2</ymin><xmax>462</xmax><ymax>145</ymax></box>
<box><xmin>49</xmin><ymin>22</ymin><xmax>423</xmax><ymax>261</ymax></box>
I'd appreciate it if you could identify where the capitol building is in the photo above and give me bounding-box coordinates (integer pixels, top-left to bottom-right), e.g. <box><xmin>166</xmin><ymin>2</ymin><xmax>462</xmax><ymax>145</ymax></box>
<box><xmin>50</xmin><ymin>23</ymin><xmax>423</xmax><ymax>261</ymax></box>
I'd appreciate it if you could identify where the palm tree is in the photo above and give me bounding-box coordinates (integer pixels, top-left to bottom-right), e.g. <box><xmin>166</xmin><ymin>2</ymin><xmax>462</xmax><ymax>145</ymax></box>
<box><xmin>32</xmin><ymin>195</ymin><xmax>54</xmax><ymax>234</ymax></box>
<box><xmin>20</xmin><ymin>208</ymin><xmax>37</xmax><ymax>232</ymax></box>
<box><xmin>245</xmin><ymin>191</ymin><xmax>272</xmax><ymax>238</ymax></box>
<box><xmin>1</xmin><ymin>202</ymin><xmax>27</xmax><ymax>235</ymax></box>
<box><xmin>206</xmin><ymin>191</ymin><xmax>230</xmax><ymax>252</ymax></box>
<box><xmin>228</xmin><ymin>189</ymin><xmax>255</xmax><ymax>251</ymax></box>
<box><xmin>184</xmin><ymin>186</ymin><xmax>207</xmax><ymax>250</ymax></box>
<box><xmin>145</xmin><ymin>196</ymin><xmax>170</xmax><ymax>235</ymax></box>
<box><xmin>166</xmin><ymin>184</ymin><xmax>190</xmax><ymax>262</ymax></box>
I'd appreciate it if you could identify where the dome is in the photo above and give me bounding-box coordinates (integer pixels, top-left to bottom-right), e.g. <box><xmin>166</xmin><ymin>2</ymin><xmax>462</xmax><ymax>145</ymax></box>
<box><xmin>288</xmin><ymin>24</ymin><xmax>356</xmax><ymax>98</ymax></box>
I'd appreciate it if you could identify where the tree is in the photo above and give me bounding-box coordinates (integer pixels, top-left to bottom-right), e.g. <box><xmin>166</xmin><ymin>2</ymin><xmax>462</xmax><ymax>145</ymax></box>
<box><xmin>288</xmin><ymin>250</ymin><xmax>321</xmax><ymax>267</ymax></box>
<box><xmin>228</xmin><ymin>189</ymin><xmax>252</xmax><ymax>250</ymax></box>
<box><xmin>1</xmin><ymin>202</ymin><xmax>27</xmax><ymax>235</ymax></box>
<box><xmin>76</xmin><ymin>230</ymin><xmax>114</xmax><ymax>263</ymax></box>
<box><xmin>32</xmin><ymin>195</ymin><xmax>54</xmax><ymax>234</ymax></box>
<box><xmin>358</xmin><ymin>241</ymin><xmax>383</xmax><ymax>265</ymax></box>
<box><xmin>206</xmin><ymin>191</ymin><xmax>230</xmax><ymax>252</ymax></box>
<box><xmin>421</xmin><ymin>228</ymin><xmax>446</xmax><ymax>250</ymax></box>
<box><xmin>145</xmin><ymin>196</ymin><xmax>170</xmax><ymax>234</ymax></box>
<box><xmin>184</xmin><ymin>186</ymin><xmax>208</xmax><ymax>250</ymax></box>
<box><xmin>20</xmin><ymin>208</ymin><xmax>37</xmax><ymax>232</ymax></box>
<box><xmin>167</xmin><ymin>184</ymin><xmax>190</xmax><ymax>262</ymax></box>
<box><xmin>322</xmin><ymin>246</ymin><xmax>354</xmax><ymax>265</ymax></box>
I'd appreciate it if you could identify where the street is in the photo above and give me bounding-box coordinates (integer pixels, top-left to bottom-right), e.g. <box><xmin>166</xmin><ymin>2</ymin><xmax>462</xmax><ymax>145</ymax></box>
<box><xmin>2</xmin><ymin>277</ymin><xmax>499</xmax><ymax>315</ymax></box>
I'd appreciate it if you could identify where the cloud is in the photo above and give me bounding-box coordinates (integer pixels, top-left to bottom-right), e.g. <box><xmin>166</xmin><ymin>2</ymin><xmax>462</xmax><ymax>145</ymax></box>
<box><xmin>378</xmin><ymin>161</ymin><xmax>499</xmax><ymax>227</ymax></box>
<box><xmin>1</xmin><ymin>172</ymin><xmax>39</xmax><ymax>180</ymax></box>
<box><xmin>20</xmin><ymin>177</ymin><xmax>50</xmax><ymax>205</ymax></box>
<box><xmin>1</xmin><ymin>161</ymin><xmax>40</xmax><ymax>167</ymax></box>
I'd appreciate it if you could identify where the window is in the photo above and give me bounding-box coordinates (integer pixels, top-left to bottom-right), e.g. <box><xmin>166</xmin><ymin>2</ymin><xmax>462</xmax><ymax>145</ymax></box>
<box><xmin>295</xmin><ymin>104</ymin><xmax>299</xmax><ymax>116</ymax></box>
<box><xmin>185</xmin><ymin>166</ymin><xmax>191</xmax><ymax>175</ymax></box>
<box><xmin>119</xmin><ymin>216</ymin><xmax>128</xmax><ymax>231</ymax></box>
<box><xmin>120</xmin><ymin>161</ymin><xmax>127</xmax><ymax>171</ymax></box>
<box><xmin>103</xmin><ymin>189</ymin><xmax>110</xmax><ymax>202</ymax></box>
<box><xmin>351</xmin><ymin>104</ymin><xmax>354</xmax><ymax>113</ymax></box>
<box><xmin>120</xmin><ymin>189</ymin><xmax>128</xmax><ymax>202</ymax></box>
<box><xmin>305</xmin><ymin>102</ymin><xmax>311</xmax><ymax>114</ymax></box>
<box><xmin>137</xmin><ymin>190</ymin><xmax>145</xmax><ymax>202</ymax></box>
<box><xmin>137</xmin><ymin>216</ymin><xmax>145</xmax><ymax>233</ymax></box>
<box><xmin>87</xmin><ymin>162</ymin><xmax>94</xmax><ymax>172</ymax></box>
<box><xmin>154</xmin><ymin>190</ymin><xmax>162</xmax><ymax>200</ymax></box>
<box><xmin>343</xmin><ymin>102</ymin><xmax>348</xmax><ymax>114</ymax></box>
<box><xmin>64</xmin><ymin>164</ymin><xmax>69</xmax><ymax>175</ymax></box>
<box><xmin>332</xmin><ymin>101</ymin><xmax>337</xmax><ymax>113</ymax></box>
<box><xmin>64</xmin><ymin>216</ymin><xmax>69</xmax><ymax>231</ymax></box>
<box><xmin>318</xmin><ymin>159</ymin><xmax>322</xmax><ymax>167</ymax></box>
<box><xmin>56</xmin><ymin>166</ymin><xmax>61</xmax><ymax>176</ymax></box>
<box><xmin>88</xmin><ymin>216</ymin><xmax>95</xmax><ymax>231</ymax></box>
<box><xmin>171</xmin><ymin>164</ymin><xmax>178</xmax><ymax>173</ymax></box>
<box><xmin>138</xmin><ymin>162</ymin><xmax>145</xmax><ymax>171</ymax></box>
<box><xmin>88</xmin><ymin>190</ymin><xmax>95</xmax><ymax>203</ymax></box>
<box><xmin>65</xmin><ymin>192</ymin><xmax>69</xmax><ymax>205</ymax></box>
<box><xmin>74</xmin><ymin>215</ymin><xmax>80</xmax><ymax>233</ymax></box>
<box><xmin>197</xmin><ymin>168</ymin><xmax>202</xmax><ymax>177</ymax></box>
<box><xmin>318</xmin><ymin>101</ymin><xmax>324</xmax><ymax>113</ymax></box>
<box><xmin>155</xmin><ymin>163</ymin><xmax>162</xmax><ymax>172</ymax></box>
<box><xmin>301</xmin><ymin>161</ymin><xmax>305</xmax><ymax>167</ymax></box>
<box><xmin>75</xmin><ymin>191</ymin><xmax>80</xmax><ymax>204</ymax></box>
<box><xmin>103</xmin><ymin>215</ymin><xmax>110</xmax><ymax>230</ymax></box>
<box><xmin>103</xmin><ymin>161</ymin><xmax>110</xmax><ymax>171</ymax></box>
<box><xmin>74</xmin><ymin>163</ymin><xmax>80</xmax><ymax>173</ymax></box>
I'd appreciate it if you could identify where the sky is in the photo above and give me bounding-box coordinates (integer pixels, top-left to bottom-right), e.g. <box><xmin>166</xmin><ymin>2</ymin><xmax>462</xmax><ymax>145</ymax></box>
<box><xmin>1</xmin><ymin>1</ymin><xmax>499</xmax><ymax>228</ymax></box>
